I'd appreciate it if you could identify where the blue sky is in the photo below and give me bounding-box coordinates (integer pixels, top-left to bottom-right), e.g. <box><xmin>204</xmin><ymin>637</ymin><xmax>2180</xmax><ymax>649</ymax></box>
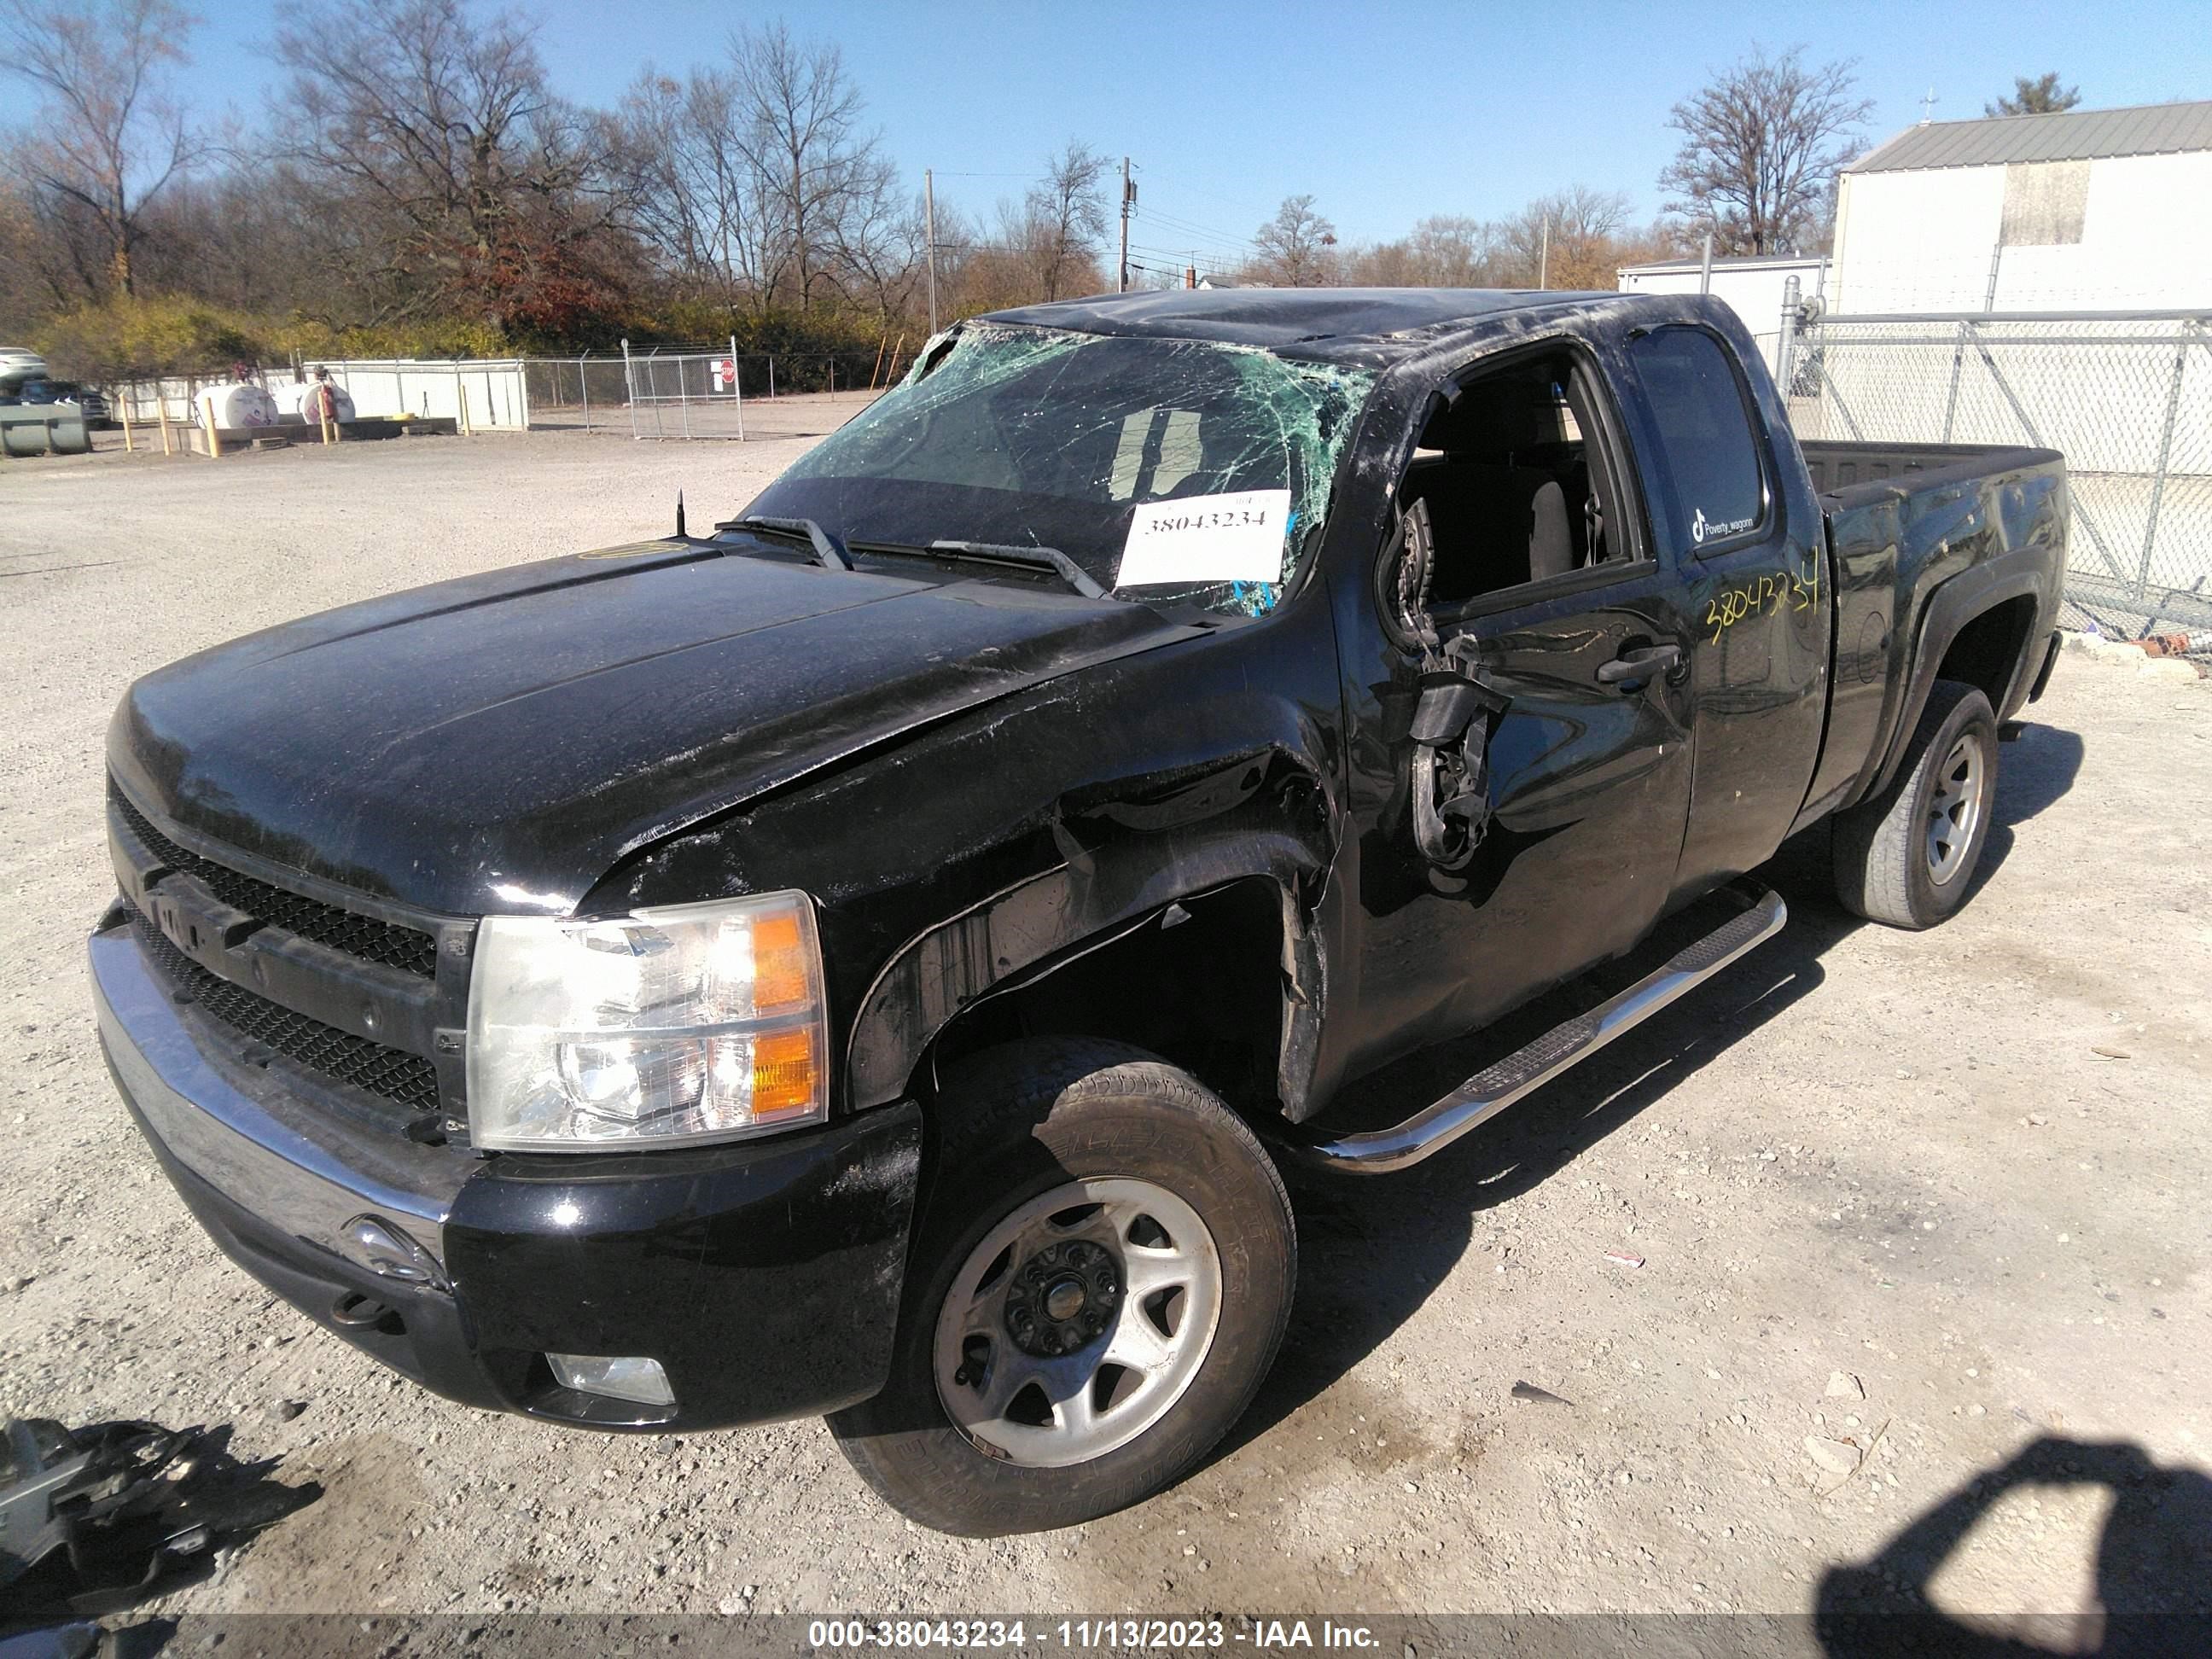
<box><xmin>183</xmin><ymin>0</ymin><xmax>2209</xmax><ymax>266</ymax></box>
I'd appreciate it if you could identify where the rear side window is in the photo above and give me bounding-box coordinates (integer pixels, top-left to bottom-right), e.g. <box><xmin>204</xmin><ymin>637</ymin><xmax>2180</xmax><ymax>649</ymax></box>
<box><xmin>1627</xmin><ymin>328</ymin><xmax>1766</xmax><ymax>551</ymax></box>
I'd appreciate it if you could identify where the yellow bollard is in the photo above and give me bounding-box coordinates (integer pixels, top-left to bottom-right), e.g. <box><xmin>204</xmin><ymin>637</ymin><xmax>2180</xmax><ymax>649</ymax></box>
<box><xmin>201</xmin><ymin>398</ymin><xmax>222</xmax><ymax>458</ymax></box>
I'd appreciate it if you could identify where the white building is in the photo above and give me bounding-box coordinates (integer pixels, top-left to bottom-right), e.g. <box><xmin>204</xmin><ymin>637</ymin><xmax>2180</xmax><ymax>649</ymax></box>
<box><xmin>1615</xmin><ymin>253</ymin><xmax>1828</xmax><ymax>374</ymax></box>
<box><xmin>1831</xmin><ymin>101</ymin><xmax>2212</xmax><ymax>313</ymax></box>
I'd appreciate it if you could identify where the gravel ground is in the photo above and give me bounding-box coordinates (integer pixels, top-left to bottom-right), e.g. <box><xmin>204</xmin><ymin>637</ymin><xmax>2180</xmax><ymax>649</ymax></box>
<box><xmin>2</xmin><ymin>424</ymin><xmax>2208</xmax><ymax>1627</ymax></box>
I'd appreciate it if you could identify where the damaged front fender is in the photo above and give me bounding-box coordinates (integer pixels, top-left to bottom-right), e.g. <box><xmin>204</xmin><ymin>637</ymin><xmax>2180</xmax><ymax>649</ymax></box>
<box><xmin>846</xmin><ymin>811</ymin><xmax>1330</xmax><ymax>1114</ymax></box>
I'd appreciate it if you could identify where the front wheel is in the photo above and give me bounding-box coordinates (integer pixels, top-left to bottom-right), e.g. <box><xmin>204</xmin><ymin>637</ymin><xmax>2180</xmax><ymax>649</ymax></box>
<box><xmin>1831</xmin><ymin>678</ymin><xmax>1999</xmax><ymax>929</ymax></box>
<box><xmin>827</xmin><ymin>1039</ymin><xmax>1295</xmax><ymax>1535</ymax></box>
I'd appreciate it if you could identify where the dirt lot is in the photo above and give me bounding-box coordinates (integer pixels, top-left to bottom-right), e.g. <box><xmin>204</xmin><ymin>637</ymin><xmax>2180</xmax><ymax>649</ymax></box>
<box><xmin>2</xmin><ymin>423</ymin><xmax>2208</xmax><ymax>1629</ymax></box>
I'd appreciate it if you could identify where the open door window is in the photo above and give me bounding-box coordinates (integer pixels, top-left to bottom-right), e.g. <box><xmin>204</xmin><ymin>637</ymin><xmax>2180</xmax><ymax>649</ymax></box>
<box><xmin>1395</xmin><ymin>346</ymin><xmax>1650</xmax><ymax>620</ymax></box>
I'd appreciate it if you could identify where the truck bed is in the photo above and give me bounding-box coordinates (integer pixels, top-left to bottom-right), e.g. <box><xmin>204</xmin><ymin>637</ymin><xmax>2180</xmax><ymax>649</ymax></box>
<box><xmin>1800</xmin><ymin>440</ymin><xmax>2058</xmax><ymax>506</ymax></box>
<box><xmin>1795</xmin><ymin>439</ymin><xmax>2068</xmax><ymax>830</ymax></box>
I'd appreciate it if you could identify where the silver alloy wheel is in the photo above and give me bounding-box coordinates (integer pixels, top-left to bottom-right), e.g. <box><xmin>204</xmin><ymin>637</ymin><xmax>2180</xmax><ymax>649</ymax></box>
<box><xmin>1925</xmin><ymin>731</ymin><xmax>1987</xmax><ymax>886</ymax></box>
<box><xmin>932</xmin><ymin>1177</ymin><xmax>1223</xmax><ymax>1470</ymax></box>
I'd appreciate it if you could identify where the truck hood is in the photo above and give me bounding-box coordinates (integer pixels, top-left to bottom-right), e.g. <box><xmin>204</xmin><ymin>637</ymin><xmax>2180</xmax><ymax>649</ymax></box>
<box><xmin>109</xmin><ymin>541</ymin><xmax>1202</xmax><ymax>916</ymax></box>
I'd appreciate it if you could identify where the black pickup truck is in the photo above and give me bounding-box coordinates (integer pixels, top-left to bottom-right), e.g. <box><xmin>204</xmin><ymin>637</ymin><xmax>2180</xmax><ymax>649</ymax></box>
<box><xmin>90</xmin><ymin>289</ymin><xmax>2067</xmax><ymax>1535</ymax></box>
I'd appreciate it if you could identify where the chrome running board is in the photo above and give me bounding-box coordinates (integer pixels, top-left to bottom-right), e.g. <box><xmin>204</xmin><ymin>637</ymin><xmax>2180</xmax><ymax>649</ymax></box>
<box><xmin>1295</xmin><ymin>879</ymin><xmax>1787</xmax><ymax>1174</ymax></box>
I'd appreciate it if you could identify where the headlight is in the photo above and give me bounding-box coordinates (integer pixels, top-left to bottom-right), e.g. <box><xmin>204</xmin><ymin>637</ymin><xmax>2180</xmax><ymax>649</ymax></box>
<box><xmin>467</xmin><ymin>891</ymin><xmax>829</xmax><ymax>1151</ymax></box>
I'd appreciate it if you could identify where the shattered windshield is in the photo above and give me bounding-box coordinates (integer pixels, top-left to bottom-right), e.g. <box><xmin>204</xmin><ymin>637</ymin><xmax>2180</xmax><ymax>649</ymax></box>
<box><xmin>744</xmin><ymin>322</ymin><xmax>1374</xmax><ymax>617</ymax></box>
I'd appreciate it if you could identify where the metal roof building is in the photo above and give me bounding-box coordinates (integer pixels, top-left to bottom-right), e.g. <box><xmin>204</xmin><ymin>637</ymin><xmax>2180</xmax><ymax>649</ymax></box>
<box><xmin>1830</xmin><ymin>102</ymin><xmax>2212</xmax><ymax>313</ymax></box>
<box><xmin>1848</xmin><ymin>101</ymin><xmax>2212</xmax><ymax>174</ymax></box>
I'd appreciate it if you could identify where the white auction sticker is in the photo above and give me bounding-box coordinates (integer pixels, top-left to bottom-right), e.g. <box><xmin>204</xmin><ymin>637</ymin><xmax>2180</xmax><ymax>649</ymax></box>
<box><xmin>1114</xmin><ymin>488</ymin><xmax>1293</xmax><ymax>589</ymax></box>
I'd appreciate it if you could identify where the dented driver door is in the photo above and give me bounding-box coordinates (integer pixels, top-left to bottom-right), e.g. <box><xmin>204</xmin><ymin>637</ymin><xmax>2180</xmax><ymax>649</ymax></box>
<box><xmin>1330</xmin><ymin>352</ymin><xmax>1697</xmax><ymax>1088</ymax></box>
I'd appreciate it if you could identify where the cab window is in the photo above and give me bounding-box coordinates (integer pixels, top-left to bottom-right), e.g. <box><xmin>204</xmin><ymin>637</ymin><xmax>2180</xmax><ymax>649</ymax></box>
<box><xmin>1626</xmin><ymin>327</ymin><xmax>1767</xmax><ymax>551</ymax></box>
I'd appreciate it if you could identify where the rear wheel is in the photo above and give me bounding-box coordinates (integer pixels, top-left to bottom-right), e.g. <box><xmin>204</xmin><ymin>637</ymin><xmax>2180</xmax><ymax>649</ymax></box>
<box><xmin>827</xmin><ymin>1038</ymin><xmax>1294</xmax><ymax>1535</ymax></box>
<box><xmin>1831</xmin><ymin>678</ymin><xmax>1998</xmax><ymax>929</ymax></box>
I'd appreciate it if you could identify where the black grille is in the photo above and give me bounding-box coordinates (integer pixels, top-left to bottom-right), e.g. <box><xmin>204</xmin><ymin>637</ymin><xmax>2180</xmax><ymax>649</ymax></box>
<box><xmin>112</xmin><ymin>788</ymin><xmax>439</xmax><ymax>979</ymax></box>
<box><xmin>128</xmin><ymin>905</ymin><xmax>441</xmax><ymax>1114</ymax></box>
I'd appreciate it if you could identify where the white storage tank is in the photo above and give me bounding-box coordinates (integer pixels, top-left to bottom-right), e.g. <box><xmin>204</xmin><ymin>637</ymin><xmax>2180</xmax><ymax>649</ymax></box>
<box><xmin>194</xmin><ymin>382</ymin><xmax>279</xmax><ymax>429</ymax></box>
<box><xmin>272</xmin><ymin>377</ymin><xmax>357</xmax><ymax>423</ymax></box>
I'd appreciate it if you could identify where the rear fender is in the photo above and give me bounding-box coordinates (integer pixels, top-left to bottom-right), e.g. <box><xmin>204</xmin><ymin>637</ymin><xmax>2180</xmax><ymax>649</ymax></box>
<box><xmin>1862</xmin><ymin>562</ymin><xmax>2045</xmax><ymax>802</ymax></box>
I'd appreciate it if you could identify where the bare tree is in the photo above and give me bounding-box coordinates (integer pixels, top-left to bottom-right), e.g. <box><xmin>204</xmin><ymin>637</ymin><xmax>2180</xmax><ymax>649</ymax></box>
<box><xmin>1342</xmin><ymin>214</ymin><xmax>1509</xmax><ymax>288</ymax></box>
<box><xmin>1497</xmin><ymin>186</ymin><xmax>1635</xmax><ymax>287</ymax></box>
<box><xmin>1249</xmin><ymin>194</ymin><xmax>1336</xmax><ymax>286</ymax></box>
<box><xmin>1661</xmin><ymin>45</ymin><xmax>1871</xmax><ymax>256</ymax></box>
<box><xmin>616</xmin><ymin>66</ymin><xmax>763</xmax><ymax>310</ymax></box>
<box><xmin>1020</xmin><ymin>141</ymin><xmax>1109</xmax><ymax>301</ymax></box>
<box><xmin>727</xmin><ymin>22</ymin><xmax>891</xmax><ymax>312</ymax></box>
<box><xmin>275</xmin><ymin>0</ymin><xmax>631</xmax><ymax>334</ymax></box>
<box><xmin>1986</xmin><ymin>74</ymin><xmax>2081</xmax><ymax>117</ymax></box>
<box><xmin>0</xmin><ymin>0</ymin><xmax>204</xmax><ymax>296</ymax></box>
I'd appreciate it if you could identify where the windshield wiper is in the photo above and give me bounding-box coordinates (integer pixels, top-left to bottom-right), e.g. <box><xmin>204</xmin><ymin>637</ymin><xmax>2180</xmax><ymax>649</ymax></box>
<box><xmin>728</xmin><ymin>515</ymin><xmax>854</xmax><ymax>571</ymax></box>
<box><xmin>925</xmin><ymin>539</ymin><xmax>1108</xmax><ymax>600</ymax></box>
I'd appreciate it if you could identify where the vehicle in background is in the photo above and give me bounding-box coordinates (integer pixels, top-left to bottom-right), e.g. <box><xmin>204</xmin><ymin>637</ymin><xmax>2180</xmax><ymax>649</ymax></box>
<box><xmin>89</xmin><ymin>288</ymin><xmax>2068</xmax><ymax>1537</ymax></box>
<box><xmin>0</xmin><ymin>346</ymin><xmax>49</xmax><ymax>388</ymax></box>
<box><xmin>9</xmin><ymin>379</ymin><xmax>111</xmax><ymax>427</ymax></box>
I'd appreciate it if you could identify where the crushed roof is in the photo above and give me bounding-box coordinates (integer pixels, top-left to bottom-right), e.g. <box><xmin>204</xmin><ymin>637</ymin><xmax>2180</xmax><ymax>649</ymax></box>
<box><xmin>981</xmin><ymin>287</ymin><xmax>1622</xmax><ymax>364</ymax></box>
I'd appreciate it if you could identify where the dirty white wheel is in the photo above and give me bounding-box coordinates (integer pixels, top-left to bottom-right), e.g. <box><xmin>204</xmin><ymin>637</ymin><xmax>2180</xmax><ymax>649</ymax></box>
<box><xmin>1924</xmin><ymin>732</ymin><xmax>1987</xmax><ymax>886</ymax></box>
<box><xmin>933</xmin><ymin>1178</ymin><xmax>1222</xmax><ymax>1469</ymax></box>
<box><xmin>827</xmin><ymin>1038</ymin><xmax>1295</xmax><ymax>1536</ymax></box>
<box><xmin>1832</xmin><ymin>678</ymin><xmax>1999</xmax><ymax>929</ymax></box>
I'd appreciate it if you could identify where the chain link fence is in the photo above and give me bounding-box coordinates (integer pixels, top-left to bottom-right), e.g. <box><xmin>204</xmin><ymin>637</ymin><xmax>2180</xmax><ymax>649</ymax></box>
<box><xmin>1781</xmin><ymin>311</ymin><xmax>2212</xmax><ymax>657</ymax></box>
<box><xmin>524</xmin><ymin>345</ymin><xmax>904</xmax><ymax>439</ymax></box>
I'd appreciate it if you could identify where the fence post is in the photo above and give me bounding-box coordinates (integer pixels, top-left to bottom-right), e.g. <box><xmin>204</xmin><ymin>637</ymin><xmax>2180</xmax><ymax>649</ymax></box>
<box><xmin>768</xmin><ymin>357</ymin><xmax>775</xmax><ymax>399</ymax></box>
<box><xmin>1941</xmin><ymin>320</ymin><xmax>1969</xmax><ymax>443</ymax></box>
<box><xmin>731</xmin><ymin>334</ymin><xmax>743</xmax><ymax>441</ymax></box>
<box><xmin>622</xmin><ymin>339</ymin><xmax>638</xmax><ymax>440</ymax></box>
<box><xmin>579</xmin><ymin>352</ymin><xmax>591</xmax><ymax>433</ymax></box>
<box><xmin>1776</xmin><ymin>275</ymin><xmax>1801</xmax><ymax>388</ymax></box>
<box><xmin>2135</xmin><ymin>319</ymin><xmax>2195</xmax><ymax>607</ymax></box>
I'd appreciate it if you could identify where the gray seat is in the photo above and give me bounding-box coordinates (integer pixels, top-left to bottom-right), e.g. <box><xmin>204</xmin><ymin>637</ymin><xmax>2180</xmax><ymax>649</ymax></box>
<box><xmin>1404</xmin><ymin>382</ymin><xmax>1580</xmax><ymax>598</ymax></box>
<box><xmin>1528</xmin><ymin>480</ymin><xmax>1573</xmax><ymax>581</ymax></box>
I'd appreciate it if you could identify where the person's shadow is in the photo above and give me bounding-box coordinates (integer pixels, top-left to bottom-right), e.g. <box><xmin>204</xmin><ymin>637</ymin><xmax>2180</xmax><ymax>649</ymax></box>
<box><xmin>1816</xmin><ymin>1435</ymin><xmax>2212</xmax><ymax>1656</ymax></box>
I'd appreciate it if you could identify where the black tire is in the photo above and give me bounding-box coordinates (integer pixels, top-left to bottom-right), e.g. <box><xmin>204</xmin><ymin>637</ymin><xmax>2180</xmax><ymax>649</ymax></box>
<box><xmin>827</xmin><ymin>1037</ymin><xmax>1295</xmax><ymax>1535</ymax></box>
<box><xmin>1831</xmin><ymin>678</ymin><xmax>1999</xmax><ymax>929</ymax></box>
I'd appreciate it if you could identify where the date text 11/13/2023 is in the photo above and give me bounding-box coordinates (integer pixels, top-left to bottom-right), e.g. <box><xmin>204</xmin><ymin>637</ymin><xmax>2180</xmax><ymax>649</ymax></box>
<box><xmin>806</xmin><ymin>1619</ymin><xmax>1383</xmax><ymax>1650</ymax></box>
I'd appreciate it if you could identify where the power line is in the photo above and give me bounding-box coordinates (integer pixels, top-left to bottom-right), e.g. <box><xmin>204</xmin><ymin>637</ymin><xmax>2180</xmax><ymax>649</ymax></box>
<box><xmin>1138</xmin><ymin>207</ymin><xmax>1259</xmax><ymax>249</ymax></box>
<box><xmin>1140</xmin><ymin>172</ymin><xmax>1278</xmax><ymax>221</ymax></box>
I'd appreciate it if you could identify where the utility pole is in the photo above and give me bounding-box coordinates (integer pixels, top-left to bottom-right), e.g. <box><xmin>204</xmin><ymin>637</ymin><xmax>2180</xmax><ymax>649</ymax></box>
<box><xmin>1118</xmin><ymin>157</ymin><xmax>1134</xmax><ymax>294</ymax></box>
<box><xmin>923</xmin><ymin>168</ymin><xmax>939</xmax><ymax>336</ymax></box>
<box><xmin>1538</xmin><ymin>216</ymin><xmax>1550</xmax><ymax>288</ymax></box>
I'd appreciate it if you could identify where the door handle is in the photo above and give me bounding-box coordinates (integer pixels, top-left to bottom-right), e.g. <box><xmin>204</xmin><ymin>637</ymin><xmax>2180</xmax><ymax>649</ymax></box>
<box><xmin>1596</xmin><ymin>643</ymin><xmax>1683</xmax><ymax>686</ymax></box>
